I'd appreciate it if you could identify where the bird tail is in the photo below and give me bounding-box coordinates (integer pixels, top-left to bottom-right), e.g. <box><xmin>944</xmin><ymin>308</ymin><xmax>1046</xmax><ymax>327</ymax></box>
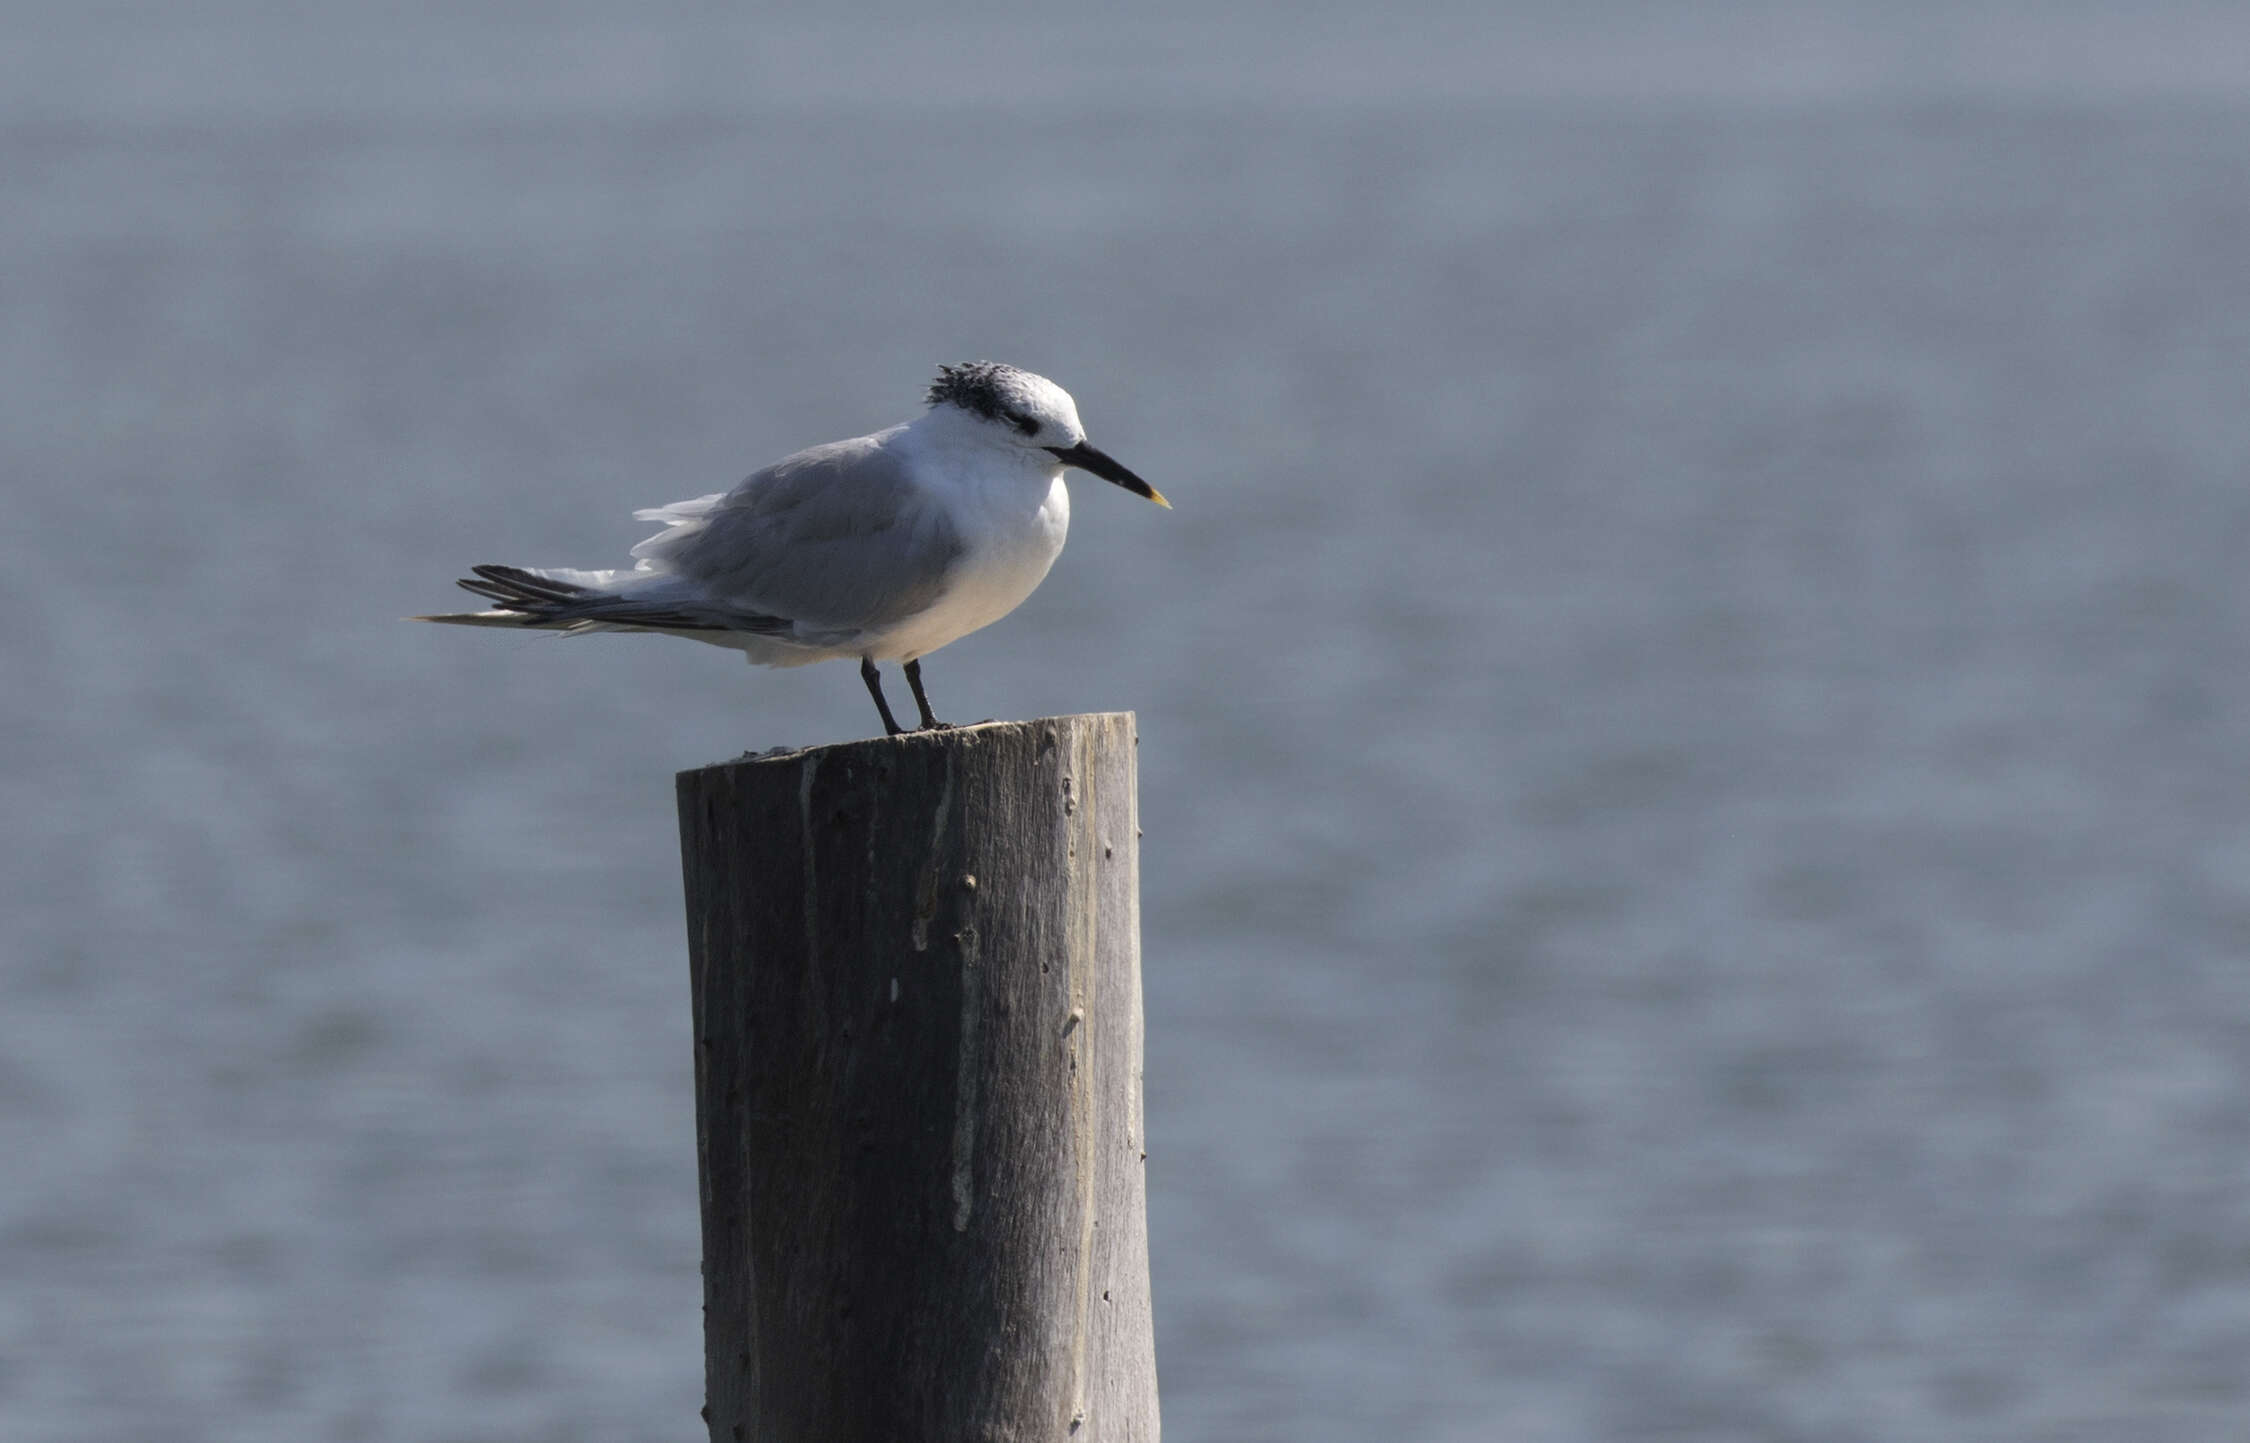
<box><xmin>411</xmin><ymin>608</ymin><xmax>562</xmax><ymax>628</ymax></box>
<box><xmin>409</xmin><ymin>564</ymin><xmax>607</xmax><ymax>630</ymax></box>
<box><xmin>410</xmin><ymin>563</ymin><xmax>777</xmax><ymax>634</ymax></box>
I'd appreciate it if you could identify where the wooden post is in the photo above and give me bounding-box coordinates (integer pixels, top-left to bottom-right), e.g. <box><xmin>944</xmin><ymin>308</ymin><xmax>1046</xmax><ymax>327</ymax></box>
<box><xmin>676</xmin><ymin>713</ymin><xmax>1158</xmax><ymax>1443</ymax></box>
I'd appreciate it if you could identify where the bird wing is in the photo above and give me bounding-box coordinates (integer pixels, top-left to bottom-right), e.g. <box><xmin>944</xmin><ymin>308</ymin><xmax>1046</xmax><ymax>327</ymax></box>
<box><xmin>628</xmin><ymin>427</ymin><xmax>965</xmax><ymax>636</ymax></box>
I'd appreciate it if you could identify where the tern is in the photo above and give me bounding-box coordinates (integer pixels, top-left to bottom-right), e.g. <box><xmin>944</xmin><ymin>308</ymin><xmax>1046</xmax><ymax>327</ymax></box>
<box><xmin>414</xmin><ymin>362</ymin><xmax>1168</xmax><ymax>736</ymax></box>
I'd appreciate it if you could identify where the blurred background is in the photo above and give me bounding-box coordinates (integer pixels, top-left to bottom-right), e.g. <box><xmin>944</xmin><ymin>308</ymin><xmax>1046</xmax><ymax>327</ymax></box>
<box><xmin>8</xmin><ymin>2</ymin><xmax>2250</xmax><ymax>1439</ymax></box>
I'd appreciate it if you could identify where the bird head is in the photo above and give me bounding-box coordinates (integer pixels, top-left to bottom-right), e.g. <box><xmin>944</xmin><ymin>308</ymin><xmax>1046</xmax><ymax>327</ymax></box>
<box><xmin>926</xmin><ymin>361</ymin><xmax>1169</xmax><ymax>507</ymax></box>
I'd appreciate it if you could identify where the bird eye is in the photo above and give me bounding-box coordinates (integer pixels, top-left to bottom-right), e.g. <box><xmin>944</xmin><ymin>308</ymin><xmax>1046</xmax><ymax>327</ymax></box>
<box><xmin>1007</xmin><ymin>411</ymin><xmax>1039</xmax><ymax>437</ymax></box>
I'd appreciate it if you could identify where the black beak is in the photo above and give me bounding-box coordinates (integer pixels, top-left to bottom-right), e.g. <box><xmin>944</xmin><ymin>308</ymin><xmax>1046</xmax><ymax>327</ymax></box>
<box><xmin>1044</xmin><ymin>441</ymin><xmax>1171</xmax><ymax>508</ymax></box>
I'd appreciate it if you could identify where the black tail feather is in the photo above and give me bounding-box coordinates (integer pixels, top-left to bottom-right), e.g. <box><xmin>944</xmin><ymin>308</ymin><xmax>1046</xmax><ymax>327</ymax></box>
<box><xmin>457</xmin><ymin>564</ymin><xmax>594</xmax><ymax>610</ymax></box>
<box><xmin>447</xmin><ymin>563</ymin><xmax>791</xmax><ymax>634</ymax></box>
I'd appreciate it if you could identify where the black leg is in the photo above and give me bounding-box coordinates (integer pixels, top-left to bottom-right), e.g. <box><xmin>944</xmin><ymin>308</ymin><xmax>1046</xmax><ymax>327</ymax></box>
<box><xmin>860</xmin><ymin>657</ymin><xmax>905</xmax><ymax>737</ymax></box>
<box><xmin>903</xmin><ymin>659</ymin><xmax>951</xmax><ymax>731</ymax></box>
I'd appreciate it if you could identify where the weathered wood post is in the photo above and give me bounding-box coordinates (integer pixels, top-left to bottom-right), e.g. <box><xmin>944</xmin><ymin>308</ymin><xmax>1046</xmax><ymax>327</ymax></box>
<box><xmin>676</xmin><ymin>712</ymin><xmax>1158</xmax><ymax>1442</ymax></box>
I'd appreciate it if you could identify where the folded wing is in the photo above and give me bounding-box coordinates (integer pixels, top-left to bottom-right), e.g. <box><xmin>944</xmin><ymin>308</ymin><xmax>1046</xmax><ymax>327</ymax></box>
<box><xmin>628</xmin><ymin>428</ymin><xmax>965</xmax><ymax>639</ymax></box>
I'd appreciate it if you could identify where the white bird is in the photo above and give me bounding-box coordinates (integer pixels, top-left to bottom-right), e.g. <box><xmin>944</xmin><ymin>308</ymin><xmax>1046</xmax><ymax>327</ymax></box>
<box><xmin>414</xmin><ymin>362</ymin><xmax>1169</xmax><ymax>736</ymax></box>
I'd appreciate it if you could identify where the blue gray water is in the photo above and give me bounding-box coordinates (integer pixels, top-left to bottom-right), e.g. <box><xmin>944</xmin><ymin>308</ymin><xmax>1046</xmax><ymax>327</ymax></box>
<box><xmin>8</xmin><ymin>5</ymin><xmax>2250</xmax><ymax>1440</ymax></box>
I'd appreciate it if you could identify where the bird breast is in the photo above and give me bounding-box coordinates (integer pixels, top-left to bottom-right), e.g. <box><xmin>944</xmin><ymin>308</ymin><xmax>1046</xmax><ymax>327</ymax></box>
<box><xmin>879</xmin><ymin>473</ymin><xmax>1071</xmax><ymax>661</ymax></box>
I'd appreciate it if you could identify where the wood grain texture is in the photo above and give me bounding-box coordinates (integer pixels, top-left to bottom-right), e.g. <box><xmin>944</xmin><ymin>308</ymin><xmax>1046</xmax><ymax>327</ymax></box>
<box><xmin>678</xmin><ymin>713</ymin><xmax>1157</xmax><ymax>1443</ymax></box>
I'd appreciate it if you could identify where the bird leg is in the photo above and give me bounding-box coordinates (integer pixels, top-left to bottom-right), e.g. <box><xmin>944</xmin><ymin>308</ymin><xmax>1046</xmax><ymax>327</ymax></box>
<box><xmin>903</xmin><ymin>659</ymin><xmax>952</xmax><ymax>731</ymax></box>
<box><xmin>860</xmin><ymin>657</ymin><xmax>906</xmax><ymax>737</ymax></box>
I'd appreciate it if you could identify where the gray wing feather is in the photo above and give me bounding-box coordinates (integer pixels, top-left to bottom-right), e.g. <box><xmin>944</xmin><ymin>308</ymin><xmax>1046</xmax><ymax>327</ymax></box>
<box><xmin>629</xmin><ymin>429</ymin><xmax>963</xmax><ymax>634</ymax></box>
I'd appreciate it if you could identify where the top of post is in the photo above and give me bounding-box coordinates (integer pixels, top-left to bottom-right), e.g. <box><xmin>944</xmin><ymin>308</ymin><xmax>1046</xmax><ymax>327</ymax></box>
<box><xmin>677</xmin><ymin>712</ymin><xmax>1138</xmax><ymax>781</ymax></box>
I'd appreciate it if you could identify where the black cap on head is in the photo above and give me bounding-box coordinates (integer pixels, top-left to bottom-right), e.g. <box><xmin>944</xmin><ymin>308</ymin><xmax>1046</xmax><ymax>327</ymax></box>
<box><xmin>925</xmin><ymin>361</ymin><xmax>1031</xmax><ymax>421</ymax></box>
